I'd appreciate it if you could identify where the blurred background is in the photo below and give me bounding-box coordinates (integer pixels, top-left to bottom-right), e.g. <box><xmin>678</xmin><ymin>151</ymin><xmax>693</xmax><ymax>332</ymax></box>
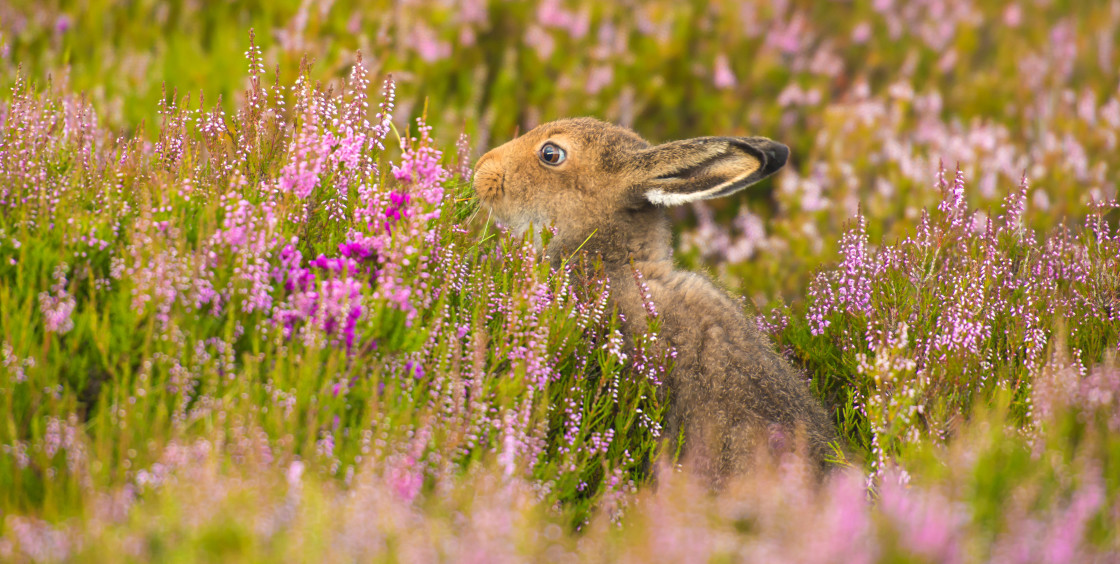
<box><xmin>3</xmin><ymin>0</ymin><xmax>1117</xmax><ymax>302</ymax></box>
<box><xmin>3</xmin><ymin>3</ymin><xmax>1120</xmax><ymax>559</ymax></box>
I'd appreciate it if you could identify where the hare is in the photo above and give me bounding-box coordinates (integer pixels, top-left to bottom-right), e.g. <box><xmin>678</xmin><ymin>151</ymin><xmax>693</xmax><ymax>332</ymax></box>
<box><xmin>473</xmin><ymin>117</ymin><xmax>836</xmax><ymax>482</ymax></box>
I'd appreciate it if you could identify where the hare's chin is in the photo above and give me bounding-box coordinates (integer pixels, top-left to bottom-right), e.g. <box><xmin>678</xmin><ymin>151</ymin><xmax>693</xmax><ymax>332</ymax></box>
<box><xmin>494</xmin><ymin>216</ymin><xmax>548</xmax><ymax>251</ymax></box>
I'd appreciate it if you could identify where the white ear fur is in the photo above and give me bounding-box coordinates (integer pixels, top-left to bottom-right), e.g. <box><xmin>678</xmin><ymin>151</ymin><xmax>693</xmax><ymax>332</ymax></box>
<box><xmin>644</xmin><ymin>189</ymin><xmax>695</xmax><ymax>206</ymax></box>
<box><xmin>644</xmin><ymin>169</ymin><xmax>759</xmax><ymax>206</ymax></box>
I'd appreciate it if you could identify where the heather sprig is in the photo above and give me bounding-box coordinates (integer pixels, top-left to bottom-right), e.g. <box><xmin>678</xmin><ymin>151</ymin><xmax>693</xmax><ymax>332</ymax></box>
<box><xmin>788</xmin><ymin>164</ymin><xmax>1120</xmax><ymax>470</ymax></box>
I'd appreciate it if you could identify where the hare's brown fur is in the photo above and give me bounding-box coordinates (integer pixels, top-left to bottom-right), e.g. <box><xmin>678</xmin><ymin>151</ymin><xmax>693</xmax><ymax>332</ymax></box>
<box><xmin>474</xmin><ymin>117</ymin><xmax>835</xmax><ymax>481</ymax></box>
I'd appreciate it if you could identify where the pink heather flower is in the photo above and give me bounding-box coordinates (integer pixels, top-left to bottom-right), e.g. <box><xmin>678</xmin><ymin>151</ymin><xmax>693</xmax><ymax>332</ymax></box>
<box><xmin>408</xmin><ymin>23</ymin><xmax>451</xmax><ymax>63</ymax></box>
<box><xmin>458</xmin><ymin>0</ymin><xmax>488</xmax><ymax>26</ymax></box>
<box><xmin>383</xmin><ymin>191</ymin><xmax>411</xmax><ymax>233</ymax></box>
<box><xmin>878</xmin><ymin>475</ymin><xmax>965</xmax><ymax>564</ymax></box>
<box><xmin>454</xmin><ymin>132</ymin><xmax>473</xmax><ymax>179</ymax></box>
<box><xmin>584</xmin><ymin>65</ymin><xmax>614</xmax><ymax>95</ymax></box>
<box><xmin>678</xmin><ymin>202</ymin><xmax>731</xmax><ymax>260</ymax></box>
<box><xmin>391</xmin><ymin>118</ymin><xmax>451</xmax><ymax>210</ymax></box>
<box><xmin>277</xmin><ymin>82</ymin><xmax>331</xmax><ymax>200</ymax></box>
<box><xmin>630</xmin><ymin>266</ymin><xmax>658</xmax><ymax>319</ymax></box>
<box><xmin>1080</xmin><ymin>364</ymin><xmax>1120</xmax><ymax>432</ymax></box>
<box><xmin>524</xmin><ymin>25</ymin><xmax>556</xmax><ymax>60</ymax></box>
<box><xmin>930</xmin><ymin>276</ymin><xmax>990</xmax><ymax>361</ymax></box>
<box><xmin>837</xmin><ymin>215</ymin><xmax>874</xmax><ymax>313</ymax></box>
<box><xmin>766</xmin><ymin>13</ymin><xmax>807</xmax><ymax>55</ymax></box>
<box><xmin>272</xmin><ymin>240</ymin><xmax>369</xmax><ymax>350</ymax></box>
<box><xmin>274</xmin><ymin>243</ymin><xmax>310</xmax><ymax>291</ymax></box>
<box><xmin>937</xmin><ymin>164</ymin><xmax>969</xmax><ymax>231</ymax></box>
<box><xmin>1002</xmin><ymin>4</ymin><xmax>1023</xmax><ymax>27</ymax></box>
<box><xmin>403</xmin><ymin>360</ymin><xmax>425</xmax><ymax>379</ymax></box>
<box><xmin>778</xmin><ymin>84</ymin><xmax>805</xmax><ymax>107</ymax></box>
<box><xmin>338</xmin><ymin>240</ymin><xmax>375</xmax><ymax>262</ymax></box>
<box><xmin>498</xmin><ymin>409</ymin><xmax>519</xmax><ymax>478</ymax></box>
<box><xmin>343</xmin><ymin>53</ymin><xmax>371</xmax><ymax>131</ymax></box>
<box><xmin>1049</xmin><ymin>21</ymin><xmax>1078</xmax><ymax>80</ymax></box>
<box><xmin>346</xmin><ymin>13</ymin><xmax>362</xmax><ymax>35</ymax></box>
<box><xmin>286</xmin><ymin>460</ymin><xmax>304</xmax><ymax>486</ymax></box>
<box><xmin>387</xmin><ymin>456</ymin><xmax>424</xmax><ymax>502</ymax></box>
<box><xmin>3</xmin><ymin>516</ymin><xmax>72</xmax><ymax>562</ymax></box>
<box><xmin>313</xmin><ymin>277</ymin><xmax>364</xmax><ymax>347</ymax></box>
<box><xmin>277</xmin><ymin>73</ymin><xmax>376</xmax><ymax>210</ymax></box>
<box><xmin>371</xmin><ymin>75</ymin><xmax>396</xmax><ymax>150</ymax></box>
<box><xmin>1041</xmin><ymin>475</ymin><xmax>1106</xmax><ymax>563</ymax></box>
<box><xmin>39</xmin><ymin>264</ymin><xmax>75</xmax><ymax>335</ymax></box>
<box><xmin>713</xmin><ymin>53</ymin><xmax>737</xmax><ymax>89</ymax></box>
<box><xmin>1100</xmin><ymin>97</ymin><xmax>1120</xmax><ymax>129</ymax></box>
<box><xmin>536</xmin><ymin>0</ymin><xmax>589</xmax><ymax>39</ymax></box>
<box><xmin>992</xmin><ymin>468</ymin><xmax>1106</xmax><ymax>564</ymax></box>
<box><xmin>756</xmin><ymin>308</ymin><xmax>790</xmax><ymax>337</ymax></box>
<box><xmin>851</xmin><ymin>21</ymin><xmax>872</xmax><ymax>44</ymax></box>
<box><xmin>998</xmin><ymin>174</ymin><xmax>1030</xmax><ymax>238</ymax></box>
<box><xmin>725</xmin><ymin>208</ymin><xmax>767</xmax><ymax>263</ymax></box>
<box><xmin>2</xmin><ymin>341</ymin><xmax>32</xmax><ymax>383</ymax></box>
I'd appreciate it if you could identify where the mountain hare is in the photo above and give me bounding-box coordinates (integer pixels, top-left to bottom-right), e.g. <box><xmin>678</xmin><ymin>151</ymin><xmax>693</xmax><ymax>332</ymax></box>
<box><xmin>474</xmin><ymin>117</ymin><xmax>836</xmax><ymax>481</ymax></box>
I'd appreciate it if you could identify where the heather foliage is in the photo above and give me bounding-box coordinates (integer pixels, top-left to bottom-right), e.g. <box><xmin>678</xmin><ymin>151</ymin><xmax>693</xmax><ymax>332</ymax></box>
<box><xmin>1</xmin><ymin>40</ymin><xmax>667</xmax><ymax>551</ymax></box>
<box><xmin>6</xmin><ymin>0</ymin><xmax>1119</xmax><ymax>298</ymax></box>
<box><xmin>795</xmin><ymin>170</ymin><xmax>1120</xmax><ymax>473</ymax></box>
<box><xmin>2</xmin><ymin>0</ymin><xmax>1120</xmax><ymax>561</ymax></box>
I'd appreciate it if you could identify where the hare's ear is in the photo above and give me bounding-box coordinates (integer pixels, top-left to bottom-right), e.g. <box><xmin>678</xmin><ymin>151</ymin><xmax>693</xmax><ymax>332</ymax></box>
<box><xmin>636</xmin><ymin>137</ymin><xmax>789</xmax><ymax>206</ymax></box>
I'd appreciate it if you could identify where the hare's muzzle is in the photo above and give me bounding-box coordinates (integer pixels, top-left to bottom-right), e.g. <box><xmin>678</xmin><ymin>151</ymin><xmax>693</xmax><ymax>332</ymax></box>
<box><xmin>472</xmin><ymin>151</ymin><xmax>505</xmax><ymax>203</ymax></box>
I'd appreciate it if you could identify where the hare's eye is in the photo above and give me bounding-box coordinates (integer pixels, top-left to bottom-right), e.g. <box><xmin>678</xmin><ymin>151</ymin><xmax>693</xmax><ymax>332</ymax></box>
<box><xmin>539</xmin><ymin>143</ymin><xmax>567</xmax><ymax>166</ymax></box>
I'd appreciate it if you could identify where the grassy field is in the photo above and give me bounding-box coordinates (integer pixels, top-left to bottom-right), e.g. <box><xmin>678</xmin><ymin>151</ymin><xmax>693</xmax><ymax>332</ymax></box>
<box><xmin>2</xmin><ymin>0</ymin><xmax>1119</xmax><ymax>561</ymax></box>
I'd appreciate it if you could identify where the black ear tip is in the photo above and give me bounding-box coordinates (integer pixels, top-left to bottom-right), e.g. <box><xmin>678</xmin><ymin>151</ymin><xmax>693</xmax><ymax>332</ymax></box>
<box><xmin>766</xmin><ymin>142</ymin><xmax>790</xmax><ymax>169</ymax></box>
<box><xmin>741</xmin><ymin>137</ymin><xmax>789</xmax><ymax>176</ymax></box>
<box><xmin>756</xmin><ymin>140</ymin><xmax>789</xmax><ymax>175</ymax></box>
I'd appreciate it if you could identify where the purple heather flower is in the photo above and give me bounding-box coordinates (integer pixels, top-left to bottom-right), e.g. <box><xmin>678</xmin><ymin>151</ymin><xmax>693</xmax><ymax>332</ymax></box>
<box><xmin>713</xmin><ymin>53</ymin><xmax>737</xmax><ymax>89</ymax></box>
<box><xmin>39</xmin><ymin>264</ymin><xmax>75</xmax><ymax>335</ymax></box>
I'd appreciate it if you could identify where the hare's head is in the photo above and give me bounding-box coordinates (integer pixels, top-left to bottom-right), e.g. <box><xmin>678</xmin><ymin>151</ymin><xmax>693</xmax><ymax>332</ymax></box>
<box><xmin>473</xmin><ymin>117</ymin><xmax>788</xmax><ymax>263</ymax></box>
